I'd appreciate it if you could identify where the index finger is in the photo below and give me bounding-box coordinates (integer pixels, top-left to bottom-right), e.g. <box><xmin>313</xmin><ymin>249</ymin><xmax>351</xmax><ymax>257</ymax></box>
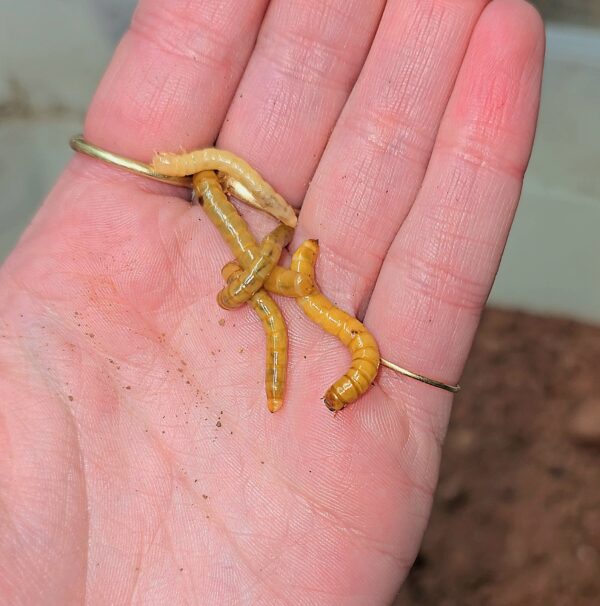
<box><xmin>84</xmin><ymin>0</ymin><xmax>269</xmax><ymax>159</ymax></box>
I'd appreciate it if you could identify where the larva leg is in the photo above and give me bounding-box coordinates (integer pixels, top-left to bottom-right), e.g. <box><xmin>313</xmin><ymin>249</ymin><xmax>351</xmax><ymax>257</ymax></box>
<box><xmin>217</xmin><ymin>224</ymin><xmax>292</xmax><ymax>310</ymax></box>
<box><xmin>291</xmin><ymin>240</ymin><xmax>380</xmax><ymax>411</ymax></box>
<box><xmin>193</xmin><ymin>172</ymin><xmax>313</xmax><ymax>297</ymax></box>
<box><xmin>222</xmin><ymin>262</ymin><xmax>288</xmax><ymax>413</ymax></box>
<box><xmin>154</xmin><ymin>148</ymin><xmax>297</xmax><ymax>228</ymax></box>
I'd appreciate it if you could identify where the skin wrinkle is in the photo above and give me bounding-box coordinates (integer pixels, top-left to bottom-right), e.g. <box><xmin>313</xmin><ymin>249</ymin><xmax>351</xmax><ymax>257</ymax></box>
<box><xmin>171</xmin><ymin>486</ymin><xmax>295</xmax><ymax>606</ymax></box>
<box><xmin>130</xmin><ymin>1</ymin><xmax>258</xmax><ymax>71</ymax></box>
<box><xmin>0</xmin><ymin>503</ymin><xmax>40</xmax><ymax>601</ymax></box>
<box><xmin>0</xmin><ymin>339</ymin><xmax>89</xmax><ymax>604</ymax></box>
<box><xmin>257</xmin><ymin>28</ymin><xmax>362</xmax><ymax>91</ymax></box>
<box><xmin>338</xmin><ymin>107</ymin><xmax>435</xmax><ymax>167</ymax></box>
<box><xmin>255</xmin><ymin>0</ymin><xmax>381</xmax><ymax>91</ymax></box>
<box><xmin>127</xmin><ymin>493</ymin><xmax>173</xmax><ymax>606</ymax></box>
<box><xmin>157</xmin><ymin>212</ymin><xmax>192</xmax><ymax>307</ymax></box>
<box><xmin>362</xmin><ymin>2</ymin><xmax>463</xmax><ymax>116</ymax></box>
<box><xmin>129</xmin><ymin>22</ymin><xmax>237</xmax><ymax>74</ymax></box>
<box><xmin>122</xmin><ymin>60</ymin><xmax>186</xmax><ymax>134</ymax></box>
<box><xmin>62</xmin><ymin>406</ymin><xmax>90</xmax><ymax>606</ymax></box>
<box><xmin>86</xmin><ymin>455</ymin><xmax>174</xmax><ymax>604</ymax></box>
<box><xmin>319</xmin><ymin>223</ymin><xmax>387</xmax><ymax>277</ymax></box>
<box><xmin>438</xmin><ymin>144</ymin><xmax>529</xmax><ymax>180</ymax></box>
<box><xmin>395</xmin><ymin>246</ymin><xmax>492</xmax><ymax>313</ymax></box>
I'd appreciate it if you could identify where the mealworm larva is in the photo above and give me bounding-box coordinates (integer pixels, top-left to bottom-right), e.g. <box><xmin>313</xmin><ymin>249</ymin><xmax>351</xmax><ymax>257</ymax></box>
<box><xmin>222</xmin><ymin>262</ymin><xmax>288</xmax><ymax>413</ymax></box>
<box><xmin>152</xmin><ymin>148</ymin><xmax>297</xmax><ymax>228</ymax></box>
<box><xmin>291</xmin><ymin>239</ymin><xmax>380</xmax><ymax>411</ymax></box>
<box><xmin>193</xmin><ymin>171</ymin><xmax>313</xmax><ymax>297</ymax></box>
<box><xmin>217</xmin><ymin>224</ymin><xmax>293</xmax><ymax>310</ymax></box>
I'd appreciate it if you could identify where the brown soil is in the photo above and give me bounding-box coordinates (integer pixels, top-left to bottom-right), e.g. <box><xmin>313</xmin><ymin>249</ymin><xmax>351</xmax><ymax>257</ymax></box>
<box><xmin>394</xmin><ymin>308</ymin><xmax>600</xmax><ymax>606</ymax></box>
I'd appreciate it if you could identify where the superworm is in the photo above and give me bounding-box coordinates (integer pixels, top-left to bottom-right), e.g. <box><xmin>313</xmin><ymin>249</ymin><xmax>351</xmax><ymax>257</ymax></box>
<box><xmin>291</xmin><ymin>239</ymin><xmax>380</xmax><ymax>411</ymax></box>
<box><xmin>152</xmin><ymin>148</ymin><xmax>297</xmax><ymax>228</ymax></box>
<box><xmin>222</xmin><ymin>262</ymin><xmax>288</xmax><ymax>413</ymax></box>
<box><xmin>193</xmin><ymin>171</ymin><xmax>313</xmax><ymax>297</ymax></box>
<box><xmin>217</xmin><ymin>223</ymin><xmax>292</xmax><ymax>310</ymax></box>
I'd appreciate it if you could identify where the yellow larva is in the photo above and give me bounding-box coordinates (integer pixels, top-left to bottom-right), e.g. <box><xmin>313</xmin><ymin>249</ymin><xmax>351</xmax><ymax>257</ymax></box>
<box><xmin>291</xmin><ymin>239</ymin><xmax>380</xmax><ymax>411</ymax></box>
<box><xmin>222</xmin><ymin>262</ymin><xmax>288</xmax><ymax>413</ymax></box>
<box><xmin>193</xmin><ymin>171</ymin><xmax>313</xmax><ymax>297</ymax></box>
<box><xmin>217</xmin><ymin>224</ymin><xmax>293</xmax><ymax>310</ymax></box>
<box><xmin>153</xmin><ymin>148</ymin><xmax>297</xmax><ymax>228</ymax></box>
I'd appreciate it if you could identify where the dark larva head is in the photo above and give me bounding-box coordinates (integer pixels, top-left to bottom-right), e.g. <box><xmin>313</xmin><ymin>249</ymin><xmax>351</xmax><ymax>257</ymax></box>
<box><xmin>323</xmin><ymin>389</ymin><xmax>347</xmax><ymax>412</ymax></box>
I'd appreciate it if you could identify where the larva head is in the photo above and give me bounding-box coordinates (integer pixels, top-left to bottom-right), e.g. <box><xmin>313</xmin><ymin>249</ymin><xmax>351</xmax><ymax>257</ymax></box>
<box><xmin>323</xmin><ymin>389</ymin><xmax>348</xmax><ymax>412</ymax></box>
<box><xmin>291</xmin><ymin>239</ymin><xmax>320</xmax><ymax>276</ymax></box>
<box><xmin>151</xmin><ymin>152</ymin><xmax>181</xmax><ymax>176</ymax></box>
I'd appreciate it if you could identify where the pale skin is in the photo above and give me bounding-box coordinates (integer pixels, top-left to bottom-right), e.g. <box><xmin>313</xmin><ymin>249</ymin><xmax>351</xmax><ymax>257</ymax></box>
<box><xmin>0</xmin><ymin>0</ymin><xmax>544</xmax><ymax>604</ymax></box>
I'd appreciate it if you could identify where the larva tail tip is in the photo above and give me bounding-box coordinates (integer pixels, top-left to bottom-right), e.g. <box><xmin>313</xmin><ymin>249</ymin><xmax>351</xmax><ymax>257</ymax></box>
<box><xmin>305</xmin><ymin>239</ymin><xmax>319</xmax><ymax>252</ymax></box>
<box><xmin>285</xmin><ymin>214</ymin><xmax>298</xmax><ymax>229</ymax></box>
<box><xmin>151</xmin><ymin>152</ymin><xmax>186</xmax><ymax>176</ymax></box>
<box><xmin>268</xmin><ymin>399</ymin><xmax>284</xmax><ymax>413</ymax></box>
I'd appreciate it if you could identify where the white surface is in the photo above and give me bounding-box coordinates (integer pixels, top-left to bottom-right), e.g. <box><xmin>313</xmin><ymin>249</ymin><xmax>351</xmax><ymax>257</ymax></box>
<box><xmin>489</xmin><ymin>25</ymin><xmax>600</xmax><ymax>324</ymax></box>
<box><xmin>0</xmin><ymin>1</ymin><xmax>115</xmax><ymax>113</ymax></box>
<box><xmin>0</xmin><ymin>13</ymin><xmax>599</xmax><ymax>323</ymax></box>
<box><xmin>0</xmin><ymin>0</ymin><xmax>129</xmax><ymax>258</ymax></box>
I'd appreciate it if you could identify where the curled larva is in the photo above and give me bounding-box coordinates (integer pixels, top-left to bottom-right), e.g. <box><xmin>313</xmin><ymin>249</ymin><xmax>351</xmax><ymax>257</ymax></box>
<box><xmin>153</xmin><ymin>148</ymin><xmax>297</xmax><ymax>228</ymax></box>
<box><xmin>217</xmin><ymin>224</ymin><xmax>292</xmax><ymax>310</ymax></box>
<box><xmin>193</xmin><ymin>171</ymin><xmax>313</xmax><ymax>297</ymax></box>
<box><xmin>222</xmin><ymin>262</ymin><xmax>288</xmax><ymax>413</ymax></box>
<box><xmin>291</xmin><ymin>239</ymin><xmax>380</xmax><ymax>411</ymax></box>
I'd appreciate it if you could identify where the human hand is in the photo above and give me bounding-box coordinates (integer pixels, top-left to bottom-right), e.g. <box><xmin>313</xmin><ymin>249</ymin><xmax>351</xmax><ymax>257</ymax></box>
<box><xmin>0</xmin><ymin>1</ymin><xmax>544</xmax><ymax>604</ymax></box>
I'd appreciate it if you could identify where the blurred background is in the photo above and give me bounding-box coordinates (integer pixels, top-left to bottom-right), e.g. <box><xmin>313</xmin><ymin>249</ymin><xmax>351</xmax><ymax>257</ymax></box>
<box><xmin>1</xmin><ymin>1</ymin><xmax>598</xmax><ymax>604</ymax></box>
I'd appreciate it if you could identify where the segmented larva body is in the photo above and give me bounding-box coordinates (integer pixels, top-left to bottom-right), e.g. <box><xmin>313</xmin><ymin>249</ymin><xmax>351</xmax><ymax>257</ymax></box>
<box><xmin>193</xmin><ymin>171</ymin><xmax>313</xmax><ymax>297</ymax></box>
<box><xmin>291</xmin><ymin>240</ymin><xmax>380</xmax><ymax>411</ymax></box>
<box><xmin>153</xmin><ymin>148</ymin><xmax>297</xmax><ymax>228</ymax></box>
<box><xmin>217</xmin><ymin>224</ymin><xmax>293</xmax><ymax>310</ymax></box>
<box><xmin>222</xmin><ymin>262</ymin><xmax>288</xmax><ymax>413</ymax></box>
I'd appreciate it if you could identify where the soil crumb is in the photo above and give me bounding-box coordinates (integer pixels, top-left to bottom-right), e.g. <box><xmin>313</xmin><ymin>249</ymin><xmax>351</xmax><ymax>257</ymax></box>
<box><xmin>395</xmin><ymin>308</ymin><xmax>600</xmax><ymax>606</ymax></box>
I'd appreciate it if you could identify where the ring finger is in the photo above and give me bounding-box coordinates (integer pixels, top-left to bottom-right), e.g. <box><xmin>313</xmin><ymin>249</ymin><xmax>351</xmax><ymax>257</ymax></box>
<box><xmin>296</xmin><ymin>0</ymin><xmax>490</xmax><ymax>314</ymax></box>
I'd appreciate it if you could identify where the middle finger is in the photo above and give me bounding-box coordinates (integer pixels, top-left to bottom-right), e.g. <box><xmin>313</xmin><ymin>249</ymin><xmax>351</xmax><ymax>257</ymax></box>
<box><xmin>217</xmin><ymin>0</ymin><xmax>387</xmax><ymax>206</ymax></box>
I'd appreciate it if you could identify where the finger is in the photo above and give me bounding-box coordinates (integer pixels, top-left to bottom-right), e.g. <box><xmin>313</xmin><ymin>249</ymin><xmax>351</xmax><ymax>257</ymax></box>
<box><xmin>217</xmin><ymin>0</ymin><xmax>387</xmax><ymax>206</ymax></box>
<box><xmin>367</xmin><ymin>0</ymin><xmax>544</xmax><ymax>412</ymax></box>
<box><xmin>84</xmin><ymin>0</ymin><xmax>269</xmax><ymax>159</ymax></box>
<box><xmin>296</xmin><ymin>0</ymin><xmax>490</xmax><ymax>313</ymax></box>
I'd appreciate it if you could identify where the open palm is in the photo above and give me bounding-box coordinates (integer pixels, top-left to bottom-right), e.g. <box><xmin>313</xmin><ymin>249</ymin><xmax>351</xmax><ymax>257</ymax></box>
<box><xmin>0</xmin><ymin>1</ymin><xmax>544</xmax><ymax>604</ymax></box>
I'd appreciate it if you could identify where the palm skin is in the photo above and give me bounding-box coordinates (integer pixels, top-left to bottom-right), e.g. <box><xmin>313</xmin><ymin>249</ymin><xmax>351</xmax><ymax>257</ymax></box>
<box><xmin>0</xmin><ymin>1</ymin><xmax>544</xmax><ymax>604</ymax></box>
